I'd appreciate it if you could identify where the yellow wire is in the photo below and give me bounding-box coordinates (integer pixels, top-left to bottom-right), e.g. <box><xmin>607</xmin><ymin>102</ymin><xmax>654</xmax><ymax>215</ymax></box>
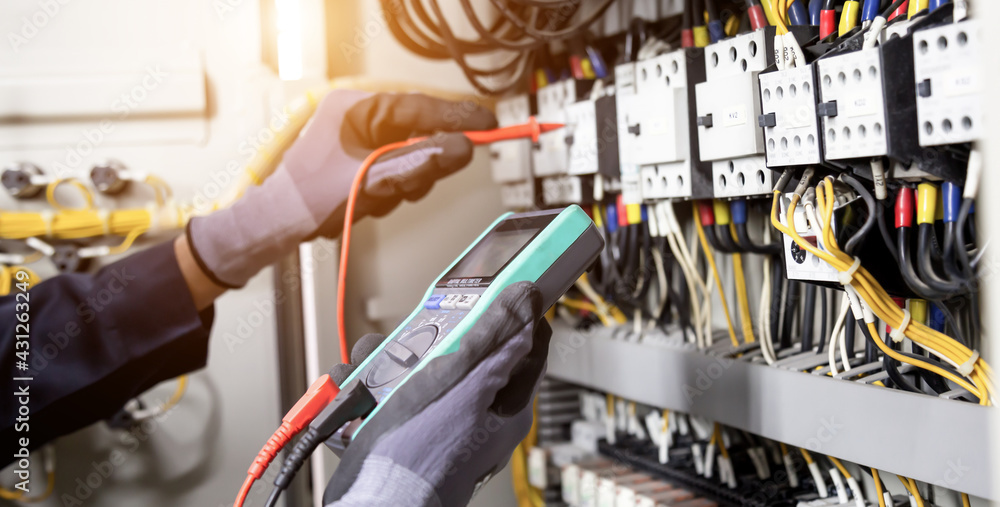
<box><xmin>770</xmin><ymin>187</ymin><xmax>994</xmax><ymax>404</ymax></box>
<box><xmin>724</xmin><ymin>13</ymin><xmax>742</xmax><ymax>36</ymax></box>
<box><xmin>962</xmin><ymin>493</ymin><xmax>972</xmax><ymax>507</ymax></box>
<box><xmin>45</xmin><ymin>179</ymin><xmax>94</xmax><ymax>211</ymax></box>
<box><xmin>760</xmin><ymin>0</ymin><xmax>782</xmax><ymax>27</ymax></box>
<box><xmin>694</xmin><ymin>207</ymin><xmax>740</xmax><ymax>348</ymax></box>
<box><xmin>770</xmin><ymin>0</ymin><xmax>789</xmax><ymax>34</ymax></box>
<box><xmin>732</xmin><ymin>245</ymin><xmax>756</xmax><ymax>343</ymax></box>
<box><xmin>159</xmin><ymin>375</ymin><xmax>188</xmax><ymax>413</ymax></box>
<box><xmin>18</xmin><ymin>470</ymin><xmax>55</xmax><ymax>503</ymax></box>
<box><xmin>560</xmin><ymin>298</ymin><xmax>610</xmax><ymax>326</ymax></box>
<box><xmin>799</xmin><ymin>448</ymin><xmax>814</xmax><ymax>464</ymax></box>
<box><xmin>714</xmin><ymin>424</ymin><xmax>730</xmax><ymax>459</ymax></box>
<box><xmin>898</xmin><ymin>476</ymin><xmax>925</xmax><ymax>507</ymax></box>
<box><xmin>908</xmin><ymin>0</ymin><xmax>928</xmax><ymax>18</ymax></box>
<box><xmin>828</xmin><ymin>456</ymin><xmax>852</xmax><ymax>480</ymax></box>
<box><xmin>873</xmin><ymin>469</ymin><xmax>886</xmax><ymax>507</ymax></box>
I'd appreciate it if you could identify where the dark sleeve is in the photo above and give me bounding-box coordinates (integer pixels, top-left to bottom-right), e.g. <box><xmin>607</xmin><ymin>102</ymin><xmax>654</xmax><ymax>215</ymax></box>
<box><xmin>1</xmin><ymin>240</ymin><xmax>213</xmax><ymax>465</ymax></box>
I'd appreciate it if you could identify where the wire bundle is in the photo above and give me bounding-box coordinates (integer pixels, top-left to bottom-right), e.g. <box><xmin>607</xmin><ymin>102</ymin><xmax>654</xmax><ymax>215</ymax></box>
<box><xmin>379</xmin><ymin>0</ymin><xmax>617</xmax><ymax>94</ymax></box>
<box><xmin>771</xmin><ymin>174</ymin><xmax>995</xmax><ymax>405</ymax></box>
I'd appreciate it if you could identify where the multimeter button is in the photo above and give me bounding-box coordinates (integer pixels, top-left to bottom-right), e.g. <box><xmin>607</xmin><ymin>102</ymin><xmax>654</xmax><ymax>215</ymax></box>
<box><xmin>424</xmin><ymin>295</ymin><xmax>446</xmax><ymax>309</ymax></box>
<box><xmin>455</xmin><ymin>294</ymin><xmax>480</xmax><ymax>310</ymax></box>
<box><xmin>397</xmin><ymin>325</ymin><xmax>438</xmax><ymax>357</ymax></box>
<box><xmin>384</xmin><ymin>341</ymin><xmax>419</xmax><ymax>367</ymax></box>
<box><xmin>439</xmin><ymin>294</ymin><xmax>462</xmax><ymax>310</ymax></box>
<box><xmin>366</xmin><ymin>356</ymin><xmax>406</xmax><ymax>387</ymax></box>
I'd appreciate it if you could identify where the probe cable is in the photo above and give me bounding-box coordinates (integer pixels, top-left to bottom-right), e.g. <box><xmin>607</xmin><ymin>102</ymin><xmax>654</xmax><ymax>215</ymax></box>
<box><xmin>233</xmin><ymin>374</ymin><xmax>341</xmax><ymax>507</ymax></box>
<box><xmin>336</xmin><ymin>119</ymin><xmax>563</xmax><ymax>362</ymax></box>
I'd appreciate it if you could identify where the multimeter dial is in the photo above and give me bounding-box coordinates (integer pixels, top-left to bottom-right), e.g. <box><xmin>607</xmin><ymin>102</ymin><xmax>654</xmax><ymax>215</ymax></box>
<box><xmin>365</xmin><ymin>325</ymin><xmax>439</xmax><ymax>388</ymax></box>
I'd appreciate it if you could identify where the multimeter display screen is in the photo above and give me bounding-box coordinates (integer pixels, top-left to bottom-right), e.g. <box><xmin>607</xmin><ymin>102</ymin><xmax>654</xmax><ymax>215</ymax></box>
<box><xmin>443</xmin><ymin>228</ymin><xmax>538</xmax><ymax>280</ymax></box>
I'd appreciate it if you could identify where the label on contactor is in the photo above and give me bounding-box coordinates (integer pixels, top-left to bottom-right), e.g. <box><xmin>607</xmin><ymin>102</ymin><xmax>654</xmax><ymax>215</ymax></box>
<box><xmin>722</xmin><ymin>105</ymin><xmax>748</xmax><ymax>127</ymax></box>
<box><xmin>942</xmin><ymin>69</ymin><xmax>981</xmax><ymax>97</ymax></box>
<box><xmin>847</xmin><ymin>95</ymin><xmax>879</xmax><ymax>118</ymax></box>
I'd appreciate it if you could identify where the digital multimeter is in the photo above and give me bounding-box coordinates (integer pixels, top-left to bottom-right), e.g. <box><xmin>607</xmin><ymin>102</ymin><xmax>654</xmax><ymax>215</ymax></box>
<box><xmin>330</xmin><ymin>205</ymin><xmax>603</xmax><ymax>449</ymax></box>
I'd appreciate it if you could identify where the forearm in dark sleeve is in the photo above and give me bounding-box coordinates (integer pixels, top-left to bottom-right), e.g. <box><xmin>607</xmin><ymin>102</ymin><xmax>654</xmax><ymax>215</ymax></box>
<box><xmin>1</xmin><ymin>239</ymin><xmax>213</xmax><ymax>464</ymax></box>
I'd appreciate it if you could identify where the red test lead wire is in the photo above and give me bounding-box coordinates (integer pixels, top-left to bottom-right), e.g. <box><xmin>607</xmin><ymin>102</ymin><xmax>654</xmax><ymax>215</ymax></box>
<box><xmin>335</xmin><ymin>118</ymin><xmax>564</xmax><ymax>363</ymax></box>
<box><xmin>233</xmin><ymin>374</ymin><xmax>340</xmax><ymax>507</ymax></box>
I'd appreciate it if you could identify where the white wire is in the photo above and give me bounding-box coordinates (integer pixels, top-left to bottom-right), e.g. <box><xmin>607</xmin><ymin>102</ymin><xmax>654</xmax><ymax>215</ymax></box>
<box><xmin>659</xmin><ymin>202</ymin><xmax>705</xmax><ymax>347</ymax></box>
<box><xmin>828</xmin><ymin>293</ymin><xmax>852</xmax><ymax>375</ymax></box>
<box><xmin>759</xmin><ymin>225</ymin><xmax>777</xmax><ymax>364</ymax></box>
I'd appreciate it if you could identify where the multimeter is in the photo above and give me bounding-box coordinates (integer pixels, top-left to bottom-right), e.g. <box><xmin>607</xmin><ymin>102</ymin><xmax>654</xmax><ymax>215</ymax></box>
<box><xmin>330</xmin><ymin>205</ymin><xmax>603</xmax><ymax>450</ymax></box>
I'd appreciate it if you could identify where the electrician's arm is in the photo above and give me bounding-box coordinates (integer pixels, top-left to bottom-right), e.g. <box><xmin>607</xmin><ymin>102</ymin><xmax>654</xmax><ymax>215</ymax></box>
<box><xmin>0</xmin><ymin>240</ymin><xmax>213</xmax><ymax>463</ymax></box>
<box><xmin>175</xmin><ymin>234</ymin><xmax>225</xmax><ymax>311</ymax></box>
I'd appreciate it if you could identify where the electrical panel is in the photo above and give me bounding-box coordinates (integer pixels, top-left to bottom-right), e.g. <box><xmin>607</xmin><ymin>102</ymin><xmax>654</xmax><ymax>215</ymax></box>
<box><xmin>696</xmin><ymin>30</ymin><xmax>774</xmax><ymax>198</ymax></box>
<box><xmin>759</xmin><ymin>65</ymin><xmax>823</xmax><ymax>167</ymax></box>
<box><xmin>913</xmin><ymin>19</ymin><xmax>983</xmax><ymax>147</ymax></box>
<box><xmin>541</xmin><ymin>175</ymin><xmax>593</xmax><ymax>206</ymax></box>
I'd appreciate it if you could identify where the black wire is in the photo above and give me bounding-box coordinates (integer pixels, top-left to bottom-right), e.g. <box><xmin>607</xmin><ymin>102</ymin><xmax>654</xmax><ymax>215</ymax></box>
<box><xmin>715</xmin><ymin>225</ymin><xmax>743</xmax><ymax>253</ymax></box>
<box><xmin>487</xmin><ymin>0</ymin><xmax>616</xmax><ymax>41</ymax></box>
<box><xmin>941</xmin><ymin>222</ymin><xmax>969</xmax><ymax>284</ymax></box>
<box><xmin>770</xmin><ymin>256</ymin><xmax>785</xmax><ymax>351</ymax></box>
<box><xmin>822</xmin><ymin>0</ymin><xmax>836</xmax><ymax>10</ymax></box>
<box><xmin>898</xmin><ymin>227</ymin><xmax>948</xmax><ymax>300</ymax></box>
<box><xmin>780</xmin><ymin>281</ymin><xmax>799</xmax><ymax>350</ymax></box>
<box><xmin>839</xmin><ymin>173</ymin><xmax>877</xmax><ymax>256</ymax></box>
<box><xmin>692</xmin><ymin>0</ymin><xmax>707</xmax><ymax>27</ymax></box>
<box><xmin>734</xmin><ymin>222</ymin><xmax>782</xmax><ymax>255</ymax></box>
<box><xmin>705</xmin><ymin>0</ymin><xmax>721</xmax><ymax>21</ymax></box>
<box><xmin>264</xmin><ymin>488</ymin><xmax>282</xmax><ymax>507</ymax></box>
<box><xmin>917</xmin><ymin>223</ymin><xmax>965</xmax><ymax>294</ymax></box>
<box><xmin>816</xmin><ymin>288</ymin><xmax>828</xmax><ymax>353</ymax></box>
<box><xmin>802</xmin><ymin>284</ymin><xmax>817</xmax><ymax>351</ymax></box>
<box><xmin>876</xmin><ymin>200</ymin><xmax>899</xmax><ymax>263</ymax></box>
<box><xmin>856</xmin><ymin>319</ymin><xmax>923</xmax><ymax>393</ymax></box>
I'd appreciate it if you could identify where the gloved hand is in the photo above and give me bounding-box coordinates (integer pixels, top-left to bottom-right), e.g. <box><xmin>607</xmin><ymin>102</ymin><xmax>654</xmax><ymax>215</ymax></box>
<box><xmin>187</xmin><ymin>90</ymin><xmax>497</xmax><ymax>287</ymax></box>
<box><xmin>323</xmin><ymin>282</ymin><xmax>552</xmax><ymax>507</ymax></box>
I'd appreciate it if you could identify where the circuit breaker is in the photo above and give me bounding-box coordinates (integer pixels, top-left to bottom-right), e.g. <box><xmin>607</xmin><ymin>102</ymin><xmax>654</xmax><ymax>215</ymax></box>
<box><xmin>759</xmin><ymin>65</ymin><xmax>823</xmax><ymax>167</ymax></box>
<box><xmin>913</xmin><ymin>19</ymin><xmax>982</xmax><ymax>147</ymax></box>
<box><xmin>696</xmin><ymin>30</ymin><xmax>773</xmax><ymax>198</ymax></box>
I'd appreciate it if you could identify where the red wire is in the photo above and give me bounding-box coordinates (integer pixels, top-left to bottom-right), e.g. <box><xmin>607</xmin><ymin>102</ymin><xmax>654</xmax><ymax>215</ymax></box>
<box><xmin>234</xmin><ymin>476</ymin><xmax>254</xmax><ymax>507</ymax></box>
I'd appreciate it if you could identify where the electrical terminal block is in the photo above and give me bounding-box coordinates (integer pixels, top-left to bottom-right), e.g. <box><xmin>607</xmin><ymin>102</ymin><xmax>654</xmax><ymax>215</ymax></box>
<box><xmin>913</xmin><ymin>19</ymin><xmax>982</xmax><ymax>147</ymax></box>
<box><xmin>499</xmin><ymin>180</ymin><xmax>535</xmax><ymax>209</ymax></box>
<box><xmin>541</xmin><ymin>175</ymin><xmax>593</xmax><ymax>206</ymax></box>
<box><xmin>759</xmin><ymin>65</ymin><xmax>823</xmax><ymax>167</ymax></box>
<box><xmin>489</xmin><ymin>94</ymin><xmax>534</xmax><ymax>184</ymax></box>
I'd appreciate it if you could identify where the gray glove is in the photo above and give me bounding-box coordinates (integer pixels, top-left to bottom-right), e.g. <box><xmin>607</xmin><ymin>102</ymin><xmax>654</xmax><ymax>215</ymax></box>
<box><xmin>323</xmin><ymin>282</ymin><xmax>552</xmax><ymax>507</ymax></box>
<box><xmin>187</xmin><ymin>90</ymin><xmax>496</xmax><ymax>287</ymax></box>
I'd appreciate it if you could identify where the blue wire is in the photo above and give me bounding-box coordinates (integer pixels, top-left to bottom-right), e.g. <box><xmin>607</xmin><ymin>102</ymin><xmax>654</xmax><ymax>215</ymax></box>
<box><xmin>862</xmin><ymin>0</ymin><xmax>880</xmax><ymax>21</ymax></box>
<box><xmin>788</xmin><ymin>1</ymin><xmax>809</xmax><ymax>25</ymax></box>
<box><xmin>929</xmin><ymin>0</ymin><xmax>949</xmax><ymax>11</ymax></box>
<box><xmin>708</xmin><ymin>20</ymin><xmax>725</xmax><ymax>43</ymax></box>
<box><xmin>809</xmin><ymin>0</ymin><xmax>822</xmax><ymax>26</ymax></box>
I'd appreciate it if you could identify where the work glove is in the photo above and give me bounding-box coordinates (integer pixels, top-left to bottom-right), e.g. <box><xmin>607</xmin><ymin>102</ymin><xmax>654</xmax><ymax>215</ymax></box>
<box><xmin>323</xmin><ymin>282</ymin><xmax>552</xmax><ymax>507</ymax></box>
<box><xmin>187</xmin><ymin>90</ymin><xmax>497</xmax><ymax>288</ymax></box>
